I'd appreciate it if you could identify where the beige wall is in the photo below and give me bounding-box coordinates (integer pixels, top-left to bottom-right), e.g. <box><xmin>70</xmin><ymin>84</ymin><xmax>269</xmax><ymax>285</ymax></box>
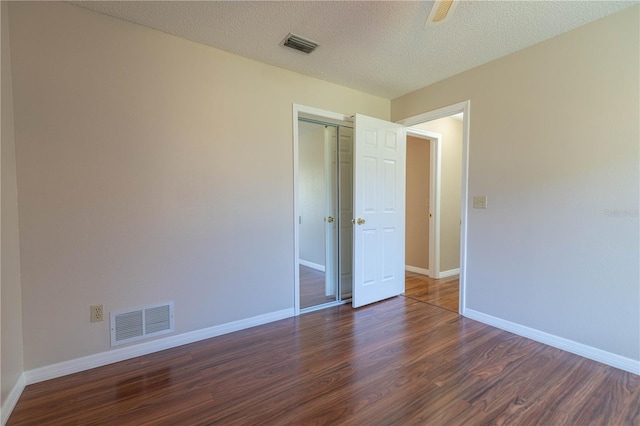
<box><xmin>414</xmin><ymin>117</ymin><xmax>463</xmax><ymax>273</ymax></box>
<box><xmin>8</xmin><ymin>1</ymin><xmax>389</xmax><ymax>371</ymax></box>
<box><xmin>6</xmin><ymin>0</ymin><xmax>638</xmax><ymax>383</ymax></box>
<box><xmin>392</xmin><ymin>6</ymin><xmax>640</xmax><ymax>361</ymax></box>
<box><xmin>1</xmin><ymin>0</ymin><xmax>25</xmax><ymax>411</ymax></box>
<box><xmin>405</xmin><ymin>135</ymin><xmax>430</xmax><ymax>270</ymax></box>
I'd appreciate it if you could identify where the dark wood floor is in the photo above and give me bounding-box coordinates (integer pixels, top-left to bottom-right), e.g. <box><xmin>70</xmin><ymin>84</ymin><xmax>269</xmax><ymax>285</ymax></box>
<box><xmin>404</xmin><ymin>271</ymin><xmax>459</xmax><ymax>313</ymax></box>
<box><xmin>301</xmin><ymin>267</ymin><xmax>459</xmax><ymax>312</ymax></box>
<box><xmin>300</xmin><ymin>265</ymin><xmax>335</xmax><ymax>308</ymax></box>
<box><xmin>9</xmin><ymin>297</ymin><xmax>639</xmax><ymax>425</ymax></box>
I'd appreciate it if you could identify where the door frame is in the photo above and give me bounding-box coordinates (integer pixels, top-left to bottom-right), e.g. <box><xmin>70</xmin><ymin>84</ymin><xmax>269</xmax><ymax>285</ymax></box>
<box><xmin>397</xmin><ymin>100</ymin><xmax>470</xmax><ymax>315</ymax></box>
<box><xmin>293</xmin><ymin>104</ymin><xmax>353</xmax><ymax>315</ymax></box>
<box><xmin>294</xmin><ymin>101</ymin><xmax>470</xmax><ymax>315</ymax></box>
<box><xmin>405</xmin><ymin>129</ymin><xmax>442</xmax><ymax>279</ymax></box>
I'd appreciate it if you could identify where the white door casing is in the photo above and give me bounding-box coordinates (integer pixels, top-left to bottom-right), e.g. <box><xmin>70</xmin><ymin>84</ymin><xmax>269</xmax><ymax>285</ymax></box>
<box><xmin>397</xmin><ymin>100</ymin><xmax>470</xmax><ymax>315</ymax></box>
<box><xmin>352</xmin><ymin>114</ymin><xmax>407</xmax><ymax>308</ymax></box>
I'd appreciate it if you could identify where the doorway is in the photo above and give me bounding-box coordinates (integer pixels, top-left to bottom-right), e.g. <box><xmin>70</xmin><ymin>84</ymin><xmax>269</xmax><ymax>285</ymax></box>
<box><xmin>405</xmin><ymin>130</ymin><xmax>441</xmax><ymax>278</ymax></box>
<box><xmin>409</xmin><ymin>115</ymin><xmax>463</xmax><ymax>279</ymax></box>
<box><xmin>297</xmin><ymin>116</ymin><xmax>353</xmax><ymax>311</ymax></box>
<box><xmin>399</xmin><ymin>101</ymin><xmax>470</xmax><ymax>314</ymax></box>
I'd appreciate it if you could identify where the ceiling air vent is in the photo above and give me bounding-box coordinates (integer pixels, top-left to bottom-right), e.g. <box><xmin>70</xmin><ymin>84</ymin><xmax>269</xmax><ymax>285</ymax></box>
<box><xmin>281</xmin><ymin>33</ymin><xmax>319</xmax><ymax>54</ymax></box>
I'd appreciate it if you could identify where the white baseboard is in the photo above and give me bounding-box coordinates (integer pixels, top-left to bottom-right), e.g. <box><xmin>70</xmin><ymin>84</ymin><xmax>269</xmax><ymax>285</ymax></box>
<box><xmin>24</xmin><ymin>308</ymin><xmax>294</xmax><ymax>386</ymax></box>
<box><xmin>463</xmin><ymin>308</ymin><xmax>640</xmax><ymax>375</ymax></box>
<box><xmin>438</xmin><ymin>268</ymin><xmax>460</xmax><ymax>278</ymax></box>
<box><xmin>299</xmin><ymin>259</ymin><xmax>325</xmax><ymax>272</ymax></box>
<box><xmin>405</xmin><ymin>265</ymin><xmax>429</xmax><ymax>276</ymax></box>
<box><xmin>1</xmin><ymin>373</ymin><xmax>25</xmax><ymax>426</ymax></box>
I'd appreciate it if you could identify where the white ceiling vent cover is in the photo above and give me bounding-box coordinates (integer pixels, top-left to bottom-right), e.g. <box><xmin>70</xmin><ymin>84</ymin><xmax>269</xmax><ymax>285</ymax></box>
<box><xmin>110</xmin><ymin>302</ymin><xmax>174</xmax><ymax>346</ymax></box>
<box><xmin>281</xmin><ymin>33</ymin><xmax>319</xmax><ymax>54</ymax></box>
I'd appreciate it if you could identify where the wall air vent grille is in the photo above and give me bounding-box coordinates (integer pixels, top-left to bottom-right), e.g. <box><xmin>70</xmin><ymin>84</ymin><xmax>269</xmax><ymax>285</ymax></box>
<box><xmin>115</xmin><ymin>310</ymin><xmax>143</xmax><ymax>342</ymax></box>
<box><xmin>281</xmin><ymin>33</ymin><xmax>319</xmax><ymax>54</ymax></box>
<box><xmin>110</xmin><ymin>302</ymin><xmax>174</xmax><ymax>346</ymax></box>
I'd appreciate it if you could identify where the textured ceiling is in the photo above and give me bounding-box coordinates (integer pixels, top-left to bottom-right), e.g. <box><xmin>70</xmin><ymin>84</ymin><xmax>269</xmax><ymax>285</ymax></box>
<box><xmin>70</xmin><ymin>1</ymin><xmax>637</xmax><ymax>99</ymax></box>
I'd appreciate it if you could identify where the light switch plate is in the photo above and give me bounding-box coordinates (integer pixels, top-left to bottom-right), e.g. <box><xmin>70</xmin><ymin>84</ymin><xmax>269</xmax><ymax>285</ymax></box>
<box><xmin>473</xmin><ymin>195</ymin><xmax>488</xmax><ymax>209</ymax></box>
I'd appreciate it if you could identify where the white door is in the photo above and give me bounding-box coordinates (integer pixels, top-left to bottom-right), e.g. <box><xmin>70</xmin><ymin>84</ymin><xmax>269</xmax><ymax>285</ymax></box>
<box><xmin>352</xmin><ymin>114</ymin><xmax>406</xmax><ymax>308</ymax></box>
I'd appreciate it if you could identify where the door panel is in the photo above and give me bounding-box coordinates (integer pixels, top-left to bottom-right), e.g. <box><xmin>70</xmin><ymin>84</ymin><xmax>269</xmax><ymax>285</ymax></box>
<box><xmin>383</xmin><ymin>227</ymin><xmax>397</xmax><ymax>279</ymax></box>
<box><xmin>352</xmin><ymin>114</ymin><xmax>406</xmax><ymax>308</ymax></box>
<box><xmin>363</xmin><ymin>157</ymin><xmax>377</xmax><ymax>213</ymax></box>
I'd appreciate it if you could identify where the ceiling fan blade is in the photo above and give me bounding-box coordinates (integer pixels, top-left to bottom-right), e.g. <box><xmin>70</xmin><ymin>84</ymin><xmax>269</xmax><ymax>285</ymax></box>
<box><xmin>426</xmin><ymin>0</ymin><xmax>459</xmax><ymax>25</ymax></box>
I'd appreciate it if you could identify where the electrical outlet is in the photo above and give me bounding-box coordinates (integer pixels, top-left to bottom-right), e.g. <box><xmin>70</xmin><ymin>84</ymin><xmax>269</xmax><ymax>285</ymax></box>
<box><xmin>90</xmin><ymin>304</ymin><xmax>104</xmax><ymax>322</ymax></box>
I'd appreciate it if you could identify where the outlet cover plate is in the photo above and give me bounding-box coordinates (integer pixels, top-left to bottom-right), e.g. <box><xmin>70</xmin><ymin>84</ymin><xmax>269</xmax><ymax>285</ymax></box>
<box><xmin>90</xmin><ymin>304</ymin><xmax>104</xmax><ymax>322</ymax></box>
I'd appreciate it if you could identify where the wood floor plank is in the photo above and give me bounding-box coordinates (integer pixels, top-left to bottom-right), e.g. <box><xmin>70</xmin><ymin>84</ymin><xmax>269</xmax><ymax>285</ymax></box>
<box><xmin>300</xmin><ymin>265</ymin><xmax>335</xmax><ymax>308</ymax></box>
<box><xmin>404</xmin><ymin>271</ymin><xmax>459</xmax><ymax>312</ymax></box>
<box><xmin>8</xmin><ymin>297</ymin><xmax>639</xmax><ymax>425</ymax></box>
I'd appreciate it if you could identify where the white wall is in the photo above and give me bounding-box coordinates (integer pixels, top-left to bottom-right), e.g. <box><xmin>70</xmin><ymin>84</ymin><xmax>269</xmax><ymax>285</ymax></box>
<box><xmin>392</xmin><ymin>6</ymin><xmax>640</xmax><ymax>363</ymax></box>
<box><xmin>8</xmin><ymin>1</ymin><xmax>389</xmax><ymax>371</ymax></box>
<box><xmin>1</xmin><ymin>0</ymin><xmax>25</xmax><ymax>414</ymax></box>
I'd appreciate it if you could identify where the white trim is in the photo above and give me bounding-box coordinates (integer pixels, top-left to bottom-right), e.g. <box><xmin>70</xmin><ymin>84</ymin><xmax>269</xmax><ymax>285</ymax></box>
<box><xmin>1</xmin><ymin>373</ymin><xmax>25</xmax><ymax>426</ymax></box>
<box><xmin>298</xmin><ymin>259</ymin><xmax>325</xmax><ymax>272</ymax></box>
<box><xmin>430</xmin><ymin>134</ymin><xmax>442</xmax><ymax>280</ymax></box>
<box><xmin>24</xmin><ymin>308</ymin><xmax>293</xmax><ymax>386</ymax></box>
<box><xmin>293</xmin><ymin>105</ymin><xmax>301</xmax><ymax>316</ymax></box>
<box><xmin>437</xmin><ymin>268</ymin><xmax>460</xmax><ymax>278</ymax></box>
<box><xmin>295</xmin><ymin>104</ymin><xmax>351</xmax><ymax>123</ymax></box>
<box><xmin>405</xmin><ymin>265</ymin><xmax>429</xmax><ymax>276</ymax></box>
<box><xmin>397</xmin><ymin>101</ymin><xmax>470</xmax><ymax>127</ymax></box>
<box><xmin>397</xmin><ymin>100</ymin><xmax>471</xmax><ymax>316</ymax></box>
<box><xmin>464</xmin><ymin>308</ymin><xmax>640</xmax><ymax>375</ymax></box>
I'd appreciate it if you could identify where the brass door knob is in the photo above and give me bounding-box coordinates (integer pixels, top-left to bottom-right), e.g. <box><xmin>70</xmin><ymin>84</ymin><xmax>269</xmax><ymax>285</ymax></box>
<box><xmin>327</xmin><ymin>216</ymin><xmax>335</xmax><ymax>223</ymax></box>
<box><xmin>357</xmin><ymin>218</ymin><xmax>365</xmax><ymax>225</ymax></box>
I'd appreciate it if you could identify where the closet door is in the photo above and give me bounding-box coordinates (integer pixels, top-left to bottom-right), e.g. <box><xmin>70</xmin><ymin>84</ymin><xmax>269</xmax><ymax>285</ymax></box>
<box><xmin>352</xmin><ymin>114</ymin><xmax>406</xmax><ymax>308</ymax></box>
<box><xmin>338</xmin><ymin>127</ymin><xmax>354</xmax><ymax>299</ymax></box>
